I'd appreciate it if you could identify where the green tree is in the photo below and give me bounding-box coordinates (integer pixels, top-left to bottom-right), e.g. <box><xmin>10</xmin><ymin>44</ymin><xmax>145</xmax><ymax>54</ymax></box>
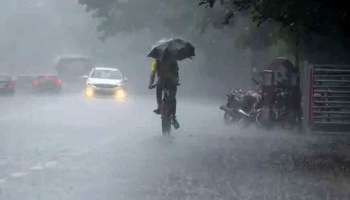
<box><xmin>199</xmin><ymin>0</ymin><xmax>350</xmax><ymax>65</ymax></box>
<box><xmin>78</xmin><ymin>0</ymin><xmax>201</xmax><ymax>39</ymax></box>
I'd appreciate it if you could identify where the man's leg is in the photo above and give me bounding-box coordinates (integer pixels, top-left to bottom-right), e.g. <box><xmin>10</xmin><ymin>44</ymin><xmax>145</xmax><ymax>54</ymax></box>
<box><xmin>154</xmin><ymin>84</ymin><xmax>162</xmax><ymax>114</ymax></box>
<box><xmin>169</xmin><ymin>86</ymin><xmax>179</xmax><ymax>129</ymax></box>
<box><xmin>169</xmin><ymin>86</ymin><xmax>177</xmax><ymax>115</ymax></box>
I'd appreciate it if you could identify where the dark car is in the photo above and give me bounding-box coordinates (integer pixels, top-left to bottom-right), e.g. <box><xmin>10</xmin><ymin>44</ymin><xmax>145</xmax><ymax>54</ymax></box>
<box><xmin>32</xmin><ymin>75</ymin><xmax>63</xmax><ymax>93</ymax></box>
<box><xmin>55</xmin><ymin>56</ymin><xmax>93</xmax><ymax>82</ymax></box>
<box><xmin>0</xmin><ymin>75</ymin><xmax>16</xmax><ymax>95</ymax></box>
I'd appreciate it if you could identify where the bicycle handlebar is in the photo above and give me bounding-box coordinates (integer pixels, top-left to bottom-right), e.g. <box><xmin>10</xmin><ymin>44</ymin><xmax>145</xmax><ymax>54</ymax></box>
<box><xmin>149</xmin><ymin>84</ymin><xmax>157</xmax><ymax>89</ymax></box>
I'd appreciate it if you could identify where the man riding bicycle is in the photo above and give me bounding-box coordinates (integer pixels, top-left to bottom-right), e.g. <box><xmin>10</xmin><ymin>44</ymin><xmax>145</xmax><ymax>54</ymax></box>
<box><xmin>148</xmin><ymin>54</ymin><xmax>180</xmax><ymax>129</ymax></box>
<box><xmin>147</xmin><ymin>38</ymin><xmax>194</xmax><ymax>132</ymax></box>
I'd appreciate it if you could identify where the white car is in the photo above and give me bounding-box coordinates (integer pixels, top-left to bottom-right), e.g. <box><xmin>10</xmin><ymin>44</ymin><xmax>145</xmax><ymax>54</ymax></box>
<box><xmin>84</xmin><ymin>67</ymin><xmax>127</xmax><ymax>100</ymax></box>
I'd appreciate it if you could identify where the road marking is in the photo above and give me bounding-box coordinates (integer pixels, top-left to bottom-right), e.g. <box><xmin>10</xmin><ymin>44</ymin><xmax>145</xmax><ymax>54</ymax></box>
<box><xmin>29</xmin><ymin>163</ymin><xmax>44</xmax><ymax>171</ymax></box>
<box><xmin>58</xmin><ymin>151</ymin><xmax>85</xmax><ymax>158</ymax></box>
<box><xmin>10</xmin><ymin>172</ymin><xmax>28</xmax><ymax>178</ymax></box>
<box><xmin>44</xmin><ymin>161</ymin><xmax>58</xmax><ymax>168</ymax></box>
<box><xmin>0</xmin><ymin>160</ymin><xmax>59</xmax><ymax>187</ymax></box>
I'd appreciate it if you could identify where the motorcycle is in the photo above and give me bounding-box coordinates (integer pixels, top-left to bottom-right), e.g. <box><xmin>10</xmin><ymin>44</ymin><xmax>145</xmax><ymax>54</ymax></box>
<box><xmin>220</xmin><ymin>89</ymin><xmax>262</xmax><ymax>126</ymax></box>
<box><xmin>220</xmin><ymin>89</ymin><xmax>244</xmax><ymax>125</ymax></box>
<box><xmin>256</xmin><ymin>87</ymin><xmax>300</xmax><ymax>130</ymax></box>
<box><xmin>274</xmin><ymin>88</ymin><xmax>301</xmax><ymax>129</ymax></box>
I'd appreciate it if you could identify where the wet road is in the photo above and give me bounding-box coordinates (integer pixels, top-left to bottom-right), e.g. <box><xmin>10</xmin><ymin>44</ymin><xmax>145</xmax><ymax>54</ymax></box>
<box><xmin>1</xmin><ymin>92</ymin><xmax>350</xmax><ymax>200</ymax></box>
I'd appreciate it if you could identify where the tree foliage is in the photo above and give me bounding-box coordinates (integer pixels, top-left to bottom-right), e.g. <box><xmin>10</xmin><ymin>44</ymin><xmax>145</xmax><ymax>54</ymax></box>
<box><xmin>78</xmin><ymin>0</ymin><xmax>200</xmax><ymax>39</ymax></box>
<box><xmin>199</xmin><ymin>0</ymin><xmax>350</xmax><ymax>36</ymax></box>
<box><xmin>78</xmin><ymin>0</ymin><xmax>350</xmax><ymax>64</ymax></box>
<box><xmin>199</xmin><ymin>0</ymin><xmax>350</xmax><ymax>63</ymax></box>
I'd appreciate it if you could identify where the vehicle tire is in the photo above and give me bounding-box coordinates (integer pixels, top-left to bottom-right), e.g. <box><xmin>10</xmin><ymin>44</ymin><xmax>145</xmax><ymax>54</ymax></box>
<box><xmin>224</xmin><ymin>112</ymin><xmax>236</xmax><ymax>125</ymax></box>
<box><xmin>237</xmin><ymin>118</ymin><xmax>250</xmax><ymax>128</ymax></box>
<box><xmin>162</xmin><ymin>116</ymin><xmax>171</xmax><ymax>136</ymax></box>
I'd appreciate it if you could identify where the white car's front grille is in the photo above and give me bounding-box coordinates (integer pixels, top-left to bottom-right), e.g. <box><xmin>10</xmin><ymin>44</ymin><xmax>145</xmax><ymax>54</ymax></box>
<box><xmin>93</xmin><ymin>84</ymin><xmax>117</xmax><ymax>89</ymax></box>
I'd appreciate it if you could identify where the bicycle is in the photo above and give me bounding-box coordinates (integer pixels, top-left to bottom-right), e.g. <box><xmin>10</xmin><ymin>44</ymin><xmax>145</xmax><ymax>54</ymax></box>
<box><xmin>150</xmin><ymin>84</ymin><xmax>177</xmax><ymax>135</ymax></box>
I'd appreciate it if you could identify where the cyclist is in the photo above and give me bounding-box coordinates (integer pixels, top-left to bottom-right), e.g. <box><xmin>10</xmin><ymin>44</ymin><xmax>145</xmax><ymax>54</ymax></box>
<box><xmin>148</xmin><ymin>54</ymin><xmax>180</xmax><ymax>129</ymax></box>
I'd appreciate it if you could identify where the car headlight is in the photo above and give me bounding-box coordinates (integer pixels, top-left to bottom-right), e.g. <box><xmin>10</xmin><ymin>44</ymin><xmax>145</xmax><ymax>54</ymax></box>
<box><xmin>85</xmin><ymin>86</ymin><xmax>94</xmax><ymax>98</ymax></box>
<box><xmin>114</xmin><ymin>88</ymin><xmax>127</xmax><ymax>101</ymax></box>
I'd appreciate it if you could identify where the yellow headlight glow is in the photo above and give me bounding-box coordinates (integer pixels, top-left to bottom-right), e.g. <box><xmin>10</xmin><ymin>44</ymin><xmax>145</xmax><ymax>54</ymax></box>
<box><xmin>115</xmin><ymin>88</ymin><xmax>127</xmax><ymax>101</ymax></box>
<box><xmin>85</xmin><ymin>87</ymin><xmax>94</xmax><ymax>98</ymax></box>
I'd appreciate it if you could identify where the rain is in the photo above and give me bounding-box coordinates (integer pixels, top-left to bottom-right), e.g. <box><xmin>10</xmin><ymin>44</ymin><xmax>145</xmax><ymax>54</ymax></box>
<box><xmin>1</xmin><ymin>0</ymin><xmax>350</xmax><ymax>199</ymax></box>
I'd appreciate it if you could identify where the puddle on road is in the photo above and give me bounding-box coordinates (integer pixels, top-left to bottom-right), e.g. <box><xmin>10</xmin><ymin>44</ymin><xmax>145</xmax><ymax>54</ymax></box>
<box><xmin>10</xmin><ymin>172</ymin><xmax>29</xmax><ymax>178</ymax></box>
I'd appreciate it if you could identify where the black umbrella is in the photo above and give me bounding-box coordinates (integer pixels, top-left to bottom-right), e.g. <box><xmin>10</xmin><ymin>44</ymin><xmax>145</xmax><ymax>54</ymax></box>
<box><xmin>148</xmin><ymin>38</ymin><xmax>195</xmax><ymax>61</ymax></box>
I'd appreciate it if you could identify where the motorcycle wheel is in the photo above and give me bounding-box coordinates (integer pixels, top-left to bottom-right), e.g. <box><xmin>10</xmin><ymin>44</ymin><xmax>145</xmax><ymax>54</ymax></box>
<box><xmin>237</xmin><ymin>118</ymin><xmax>251</xmax><ymax>128</ymax></box>
<box><xmin>255</xmin><ymin>108</ymin><xmax>273</xmax><ymax>129</ymax></box>
<box><xmin>162</xmin><ymin>116</ymin><xmax>171</xmax><ymax>136</ymax></box>
<box><xmin>224</xmin><ymin>112</ymin><xmax>239</xmax><ymax>125</ymax></box>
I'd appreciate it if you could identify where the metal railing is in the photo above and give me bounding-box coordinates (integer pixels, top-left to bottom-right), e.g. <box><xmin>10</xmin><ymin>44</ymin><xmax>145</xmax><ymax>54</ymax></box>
<box><xmin>309</xmin><ymin>64</ymin><xmax>350</xmax><ymax>130</ymax></box>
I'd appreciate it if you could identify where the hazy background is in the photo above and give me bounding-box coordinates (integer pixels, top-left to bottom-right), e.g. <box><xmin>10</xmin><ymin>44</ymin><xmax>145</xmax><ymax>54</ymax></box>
<box><xmin>0</xmin><ymin>0</ymin><xmax>267</xmax><ymax>97</ymax></box>
<box><xmin>2</xmin><ymin>2</ymin><xmax>350</xmax><ymax>199</ymax></box>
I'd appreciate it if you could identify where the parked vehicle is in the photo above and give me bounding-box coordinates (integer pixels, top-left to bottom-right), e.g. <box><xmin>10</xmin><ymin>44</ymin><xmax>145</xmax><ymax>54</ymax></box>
<box><xmin>256</xmin><ymin>86</ymin><xmax>301</xmax><ymax>129</ymax></box>
<box><xmin>55</xmin><ymin>55</ymin><xmax>93</xmax><ymax>82</ymax></box>
<box><xmin>221</xmin><ymin>58</ymin><xmax>301</xmax><ymax>130</ymax></box>
<box><xmin>0</xmin><ymin>75</ymin><xmax>15</xmax><ymax>95</ymax></box>
<box><xmin>84</xmin><ymin>67</ymin><xmax>127</xmax><ymax>101</ymax></box>
<box><xmin>255</xmin><ymin>58</ymin><xmax>301</xmax><ymax>130</ymax></box>
<box><xmin>220</xmin><ymin>89</ymin><xmax>261</xmax><ymax>126</ymax></box>
<box><xmin>220</xmin><ymin>89</ymin><xmax>244</xmax><ymax>124</ymax></box>
<box><xmin>32</xmin><ymin>75</ymin><xmax>63</xmax><ymax>93</ymax></box>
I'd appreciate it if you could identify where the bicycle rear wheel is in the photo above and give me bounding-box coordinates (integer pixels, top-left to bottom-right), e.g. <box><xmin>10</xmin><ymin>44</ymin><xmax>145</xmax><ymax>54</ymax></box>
<box><xmin>162</xmin><ymin>116</ymin><xmax>171</xmax><ymax>135</ymax></box>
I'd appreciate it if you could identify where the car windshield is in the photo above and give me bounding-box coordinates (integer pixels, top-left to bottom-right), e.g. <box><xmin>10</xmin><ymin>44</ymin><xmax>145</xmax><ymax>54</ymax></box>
<box><xmin>91</xmin><ymin>69</ymin><xmax>122</xmax><ymax>80</ymax></box>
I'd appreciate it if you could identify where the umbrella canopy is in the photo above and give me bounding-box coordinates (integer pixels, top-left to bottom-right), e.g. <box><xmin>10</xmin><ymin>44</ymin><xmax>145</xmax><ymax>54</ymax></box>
<box><xmin>148</xmin><ymin>38</ymin><xmax>195</xmax><ymax>61</ymax></box>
